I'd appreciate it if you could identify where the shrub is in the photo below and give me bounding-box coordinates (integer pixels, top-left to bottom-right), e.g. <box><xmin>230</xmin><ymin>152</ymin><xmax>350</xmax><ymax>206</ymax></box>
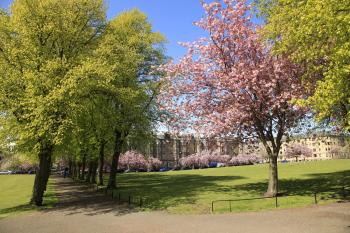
<box><xmin>179</xmin><ymin>154</ymin><xmax>202</xmax><ymax>169</ymax></box>
<box><xmin>179</xmin><ymin>150</ymin><xmax>232</xmax><ymax>169</ymax></box>
<box><xmin>229</xmin><ymin>154</ymin><xmax>261</xmax><ymax>166</ymax></box>
<box><xmin>119</xmin><ymin>150</ymin><xmax>148</xmax><ymax>171</ymax></box>
<box><xmin>119</xmin><ymin>151</ymin><xmax>163</xmax><ymax>172</ymax></box>
<box><xmin>147</xmin><ymin>157</ymin><xmax>162</xmax><ymax>171</ymax></box>
<box><xmin>0</xmin><ymin>154</ymin><xmax>37</xmax><ymax>171</ymax></box>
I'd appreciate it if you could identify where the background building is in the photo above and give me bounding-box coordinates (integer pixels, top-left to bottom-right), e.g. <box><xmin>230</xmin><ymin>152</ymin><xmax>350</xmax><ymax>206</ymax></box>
<box><xmin>127</xmin><ymin>133</ymin><xmax>350</xmax><ymax>166</ymax></box>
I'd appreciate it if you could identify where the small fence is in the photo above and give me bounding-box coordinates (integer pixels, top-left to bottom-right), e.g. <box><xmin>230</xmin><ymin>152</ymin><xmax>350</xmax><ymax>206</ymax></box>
<box><xmin>70</xmin><ymin>178</ymin><xmax>146</xmax><ymax>208</ymax></box>
<box><xmin>97</xmin><ymin>186</ymin><xmax>145</xmax><ymax>208</ymax></box>
<box><xmin>211</xmin><ymin>186</ymin><xmax>349</xmax><ymax>213</ymax></box>
<box><xmin>72</xmin><ymin>177</ymin><xmax>348</xmax><ymax>213</ymax></box>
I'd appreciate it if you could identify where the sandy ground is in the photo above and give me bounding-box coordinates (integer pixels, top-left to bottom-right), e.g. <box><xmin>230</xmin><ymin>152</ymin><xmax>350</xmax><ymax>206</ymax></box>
<box><xmin>0</xmin><ymin>177</ymin><xmax>349</xmax><ymax>233</ymax></box>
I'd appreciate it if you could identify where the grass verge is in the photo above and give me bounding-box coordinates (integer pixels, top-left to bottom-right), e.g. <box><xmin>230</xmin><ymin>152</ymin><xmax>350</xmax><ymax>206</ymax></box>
<box><xmin>0</xmin><ymin>175</ymin><xmax>58</xmax><ymax>219</ymax></box>
<box><xmin>106</xmin><ymin>159</ymin><xmax>350</xmax><ymax>214</ymax></box>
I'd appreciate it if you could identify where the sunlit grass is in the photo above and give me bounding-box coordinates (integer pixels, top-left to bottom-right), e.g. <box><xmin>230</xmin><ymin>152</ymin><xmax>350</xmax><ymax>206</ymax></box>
<box><xmin>107</xmin><ymin>159</ymin><xmax>350</xmax><ymax>214</ymax></box>
<box><xmin>0</xmin><ymin>175</ymin><xmax>57</xmax><ymax>219</ymax></box>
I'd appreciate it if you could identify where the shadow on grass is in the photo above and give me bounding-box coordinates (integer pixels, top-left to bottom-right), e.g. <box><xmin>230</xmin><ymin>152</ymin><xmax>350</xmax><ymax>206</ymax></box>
<box><xmin>0</xmin><ymin>193</ymin><xmax>57</xmax><ymax>220</ymax></box>
<box><xmin>41</xmin><ymin>174</ymin><xmax>245</xmax><ymax>216</ymax></box>
<box><xmin>0</xmin><ymin>204</ymin><xmax>35</xmax><ymax>219</ymax></box>
<box><xmin>115</xmin><ymin>173</ymin><xmax>245</xmax><ymax>211</ymax></box>
<box><xmin>230</xmin><ymin>170</ymin><xmax>350</xmax><ymax>200</ymax></box>
<box><xmin>19</xmin><ymin>169</ymin><xmax>349</xmax><ymax>217</ymax></box>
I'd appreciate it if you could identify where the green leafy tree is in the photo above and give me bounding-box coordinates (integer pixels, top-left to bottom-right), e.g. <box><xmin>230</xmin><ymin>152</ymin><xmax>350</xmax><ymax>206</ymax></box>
<box><xmin>0</xmin><ymin>0</ymin><xmax>106</xmax><ymax>205</ymax></box>
<box><xmin>93</xmin><ymin>10</ymin><xmax>164</xmax><ymax>188</ymax></box>
<box><xmin>71</xmin><ymin>9</ymin><xmax>165</xmax><ymax>189</ymax></box>
<box><xmin>258</xmin><ymin>0</ymin><xmax>350</xmax><ymax>128</ymax></box>
<box><xmin>65</xmin><ymin>95</ymin><xmax>115</xmax><ymax>185</ymax></box>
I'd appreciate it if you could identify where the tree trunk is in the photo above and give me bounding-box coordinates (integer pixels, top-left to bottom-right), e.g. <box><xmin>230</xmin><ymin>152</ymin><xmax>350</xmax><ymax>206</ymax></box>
<box><xmin>85</xmin><ymin>161</ymin><xmax>93</xmax><ymax>182</ymax></box>
<box><xmin>30</xmin><ymin>143</ymin><xmax>53</xmax><ymax>206</ymax></box>
<box><xmin>68</xmin><ymin>160</ymin><xmax>72</xmax><ymax>177</ymax></box>
<box><xmin>98</xmin><ymin>141</ymin><xmax>105</xmax><ymax>186</ymax></box>
<box><xmin>74</xmin><ymin>163</ymin><xmax>79</xmax><ymax>179</ymax></box>
<box><xmin>81</xmin><ymin>153</ymin><xmax>87</xmax><ymax>180</ymax></box>
<box><xmin>91</xmin><ymin>161</ymin><xmax>97</xmax><ymax>184</ymax></box>
<box><xmin>71</xmin><ymin>163</ymin><xmax>75</xmax><ymax>178</ymax></box>
<box><xmin>107</xmin><ymin>131</ymin><xmax>123</xmax><ymax>190</ymax></box>
<box><xmin>77</xmin><ymin>163</ymin><xmax>82</xmax><ymax>179</ymax></box>
<box><xmin>265</xmin><ymin>154</ymin><xmax>278</xmax><ymax>197</ymax></box>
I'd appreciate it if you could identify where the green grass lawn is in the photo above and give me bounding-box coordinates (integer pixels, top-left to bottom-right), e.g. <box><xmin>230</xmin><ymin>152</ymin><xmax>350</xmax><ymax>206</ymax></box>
<box><xmin>0</xmin><ymin>175</ymin><xmax>57</xmax><ymax>219</ymax></box>
<box><xmin>109</xmin><ymin>159</ymin><xmax>350</xmax><ymax>214</ymax></box>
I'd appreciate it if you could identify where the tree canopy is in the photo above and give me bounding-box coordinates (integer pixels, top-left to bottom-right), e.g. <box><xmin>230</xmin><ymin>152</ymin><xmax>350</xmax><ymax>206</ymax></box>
<box><xmin>0</xmin><ymin>1</ymin><xmax>165</xmax><ymax>205</ymax></box>
<box><xmin>160</xmin><ymin>0</ymin><xmax>308</xmax><ymax>196</ymax></box>
<box><xmin>259</xmin><ymin>0</ymin><xmax>350</xmax><ymax>129</ymax></box>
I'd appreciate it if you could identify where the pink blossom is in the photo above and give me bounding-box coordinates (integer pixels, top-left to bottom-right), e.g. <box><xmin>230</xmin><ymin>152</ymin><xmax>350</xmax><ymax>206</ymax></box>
<box><xmin>179</xmin><ymin>150</ymin><xmax>232</xmax><ymax>169</ymax></box>
<box><xmin>229</xmin><ymin>154</ymin><xmax>261</xmax><ymax>166</ymax></box>
<box><xmin>158</xmin><ymin>0</ymin><xmax>307</xmax><ymax>139</ymax></box>
<box><xmin>285</xmin><ymin>144</ymin><xmax>312</xmax><ymax>160</ymax></box>
<box><xmin>119</xmin><ymin>151</ymin><xmax>163</xmax><ymax>172</ymax></box>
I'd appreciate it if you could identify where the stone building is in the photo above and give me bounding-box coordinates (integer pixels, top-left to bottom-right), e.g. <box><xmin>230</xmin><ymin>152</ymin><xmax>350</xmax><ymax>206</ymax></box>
<box><xmin>279</xmin><ymin>134</ymin><xmax>350</xmax><ymax>160</ymax></box>
<box><xmin>248</xmin><ymin>133</ymin><xmax>350</xmax><ymax>161</ymax></box>
<box><xmin>127</xmin><ymin>132</ymin><xmax>350</xmax><ymax>166</ymax></box>
<box><xmin>128</xmin><ymin>133</ymin><xmax>240</xmax><ymax>167</ymax></box>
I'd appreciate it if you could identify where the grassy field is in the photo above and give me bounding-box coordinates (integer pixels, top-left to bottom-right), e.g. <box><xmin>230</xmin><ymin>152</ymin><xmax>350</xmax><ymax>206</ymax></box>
<box><xmin>110</xmin><ymin>159</ymin><xmax>350</xmax><ymax>214</ymax></box>
<box><xmin>0</xmin><ymin>175</ymin><xmax>57</xmax><ymax>219</ymax></box>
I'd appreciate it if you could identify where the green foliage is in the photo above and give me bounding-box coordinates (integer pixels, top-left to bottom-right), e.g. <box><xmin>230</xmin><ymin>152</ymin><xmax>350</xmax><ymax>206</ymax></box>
<box><xmin>0</xmin><ymin>152</ymin><xmax>37</xmax><ymax>170</ymax></box>
<box><xmin>0</xmin><ymin>0</ymin><xmax>106</xmax><ymax>153</ymax></box>
<box><xmin>0</xmin><ymin>0</ymin><xmax>165</xmax><ymax>205</ymax></box>
<box><xmin>66</xmin><ymin>9</ymin><xmax>165</xmax><ymax>158</ymax></box>
<box><xmin>0</xmin><ymin>0</ymin><xmax>165</xmax><ymax>163</ymax></box>
<box><xmin>260</xmin><ymin>0</ymin><xmax>350</xmax><ymax>128</ymax></box>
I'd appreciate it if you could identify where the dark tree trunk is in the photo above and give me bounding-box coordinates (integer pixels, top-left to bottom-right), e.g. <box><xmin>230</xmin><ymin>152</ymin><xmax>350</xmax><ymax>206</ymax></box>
<box><xmin>72</xmin><ymin>163</ymin><xmax>76</xmax><ymax>178</ymax></box>
<box><xmin>107</xmin><ymin>131</ymin><xmax>123</xmax><ymax>190</ymax></box>
<box><xmin>98</xmin><ymin>141</ymin><xmax>105</xmax><ymax>186</ymax></box>
<box><xmin>74</xmin><ymin>163</ymin><xmax>79</xmax><ymax>178</ymax></box>
<box><xmin>91</xmin><ymin>161</ymin><xmax>97</xmax><ymax>184</ymax></box>
<box><xmin>81</xmin><ymin>153</ymin><xmax>87</xmax><ymax>180</ymax></box>
<box><xmin>265</xmin><ymin>154</ymin><xmax>278</xmax><ymax>197</ymax></box>
<box><xmin>77</xmin><ymin>163</ymin><xmax>82</xmax><ymax>179</ymax></box>
<box><xmin>30</xmin><ymin>143</ymin><xmax>53</xmax><ymax>206</ymax></box>
<box><xmin>68</xmin><ymin>160</ymin><xmax>72</xmax><ymax>177</ymax></box>
<box><xmin>71</xmin><ymin>163</ymin><xmax>75</xmax><ymax>178</ymax></box>
<box><xmin>85</xmin><ymin>161</ymin><xmax>93</xmax><ymax>183</ymax></box>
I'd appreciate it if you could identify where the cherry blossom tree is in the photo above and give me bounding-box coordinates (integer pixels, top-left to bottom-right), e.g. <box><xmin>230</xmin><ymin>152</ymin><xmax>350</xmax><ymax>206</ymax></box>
<box><xmin>179</xmin><ymin>150</ymin><xmax>231</xmax><ymax>169</ymax></box>
<box><xmin>229</xmin><ymin>154</ymin><xmax>262</xmax><ymax>166</ymax></box>
<box><xmin>160</xmin><ymin>0</ymin><xmax>308</xmax><ymax>196</ymax></box>
<box><xmin>285</xmin><ymin>144</ymin><xmax>312</xmax><ymax>162</ymax></box>
<box><xmin>119</xmin><ymin>150</ymin><xmax>147</xmax><ymax>171</ymax></box>
<box><xmin>119</xmin><ymin>150</ymin><xmax>163</xmax><ymax>172</ymax></box>
<box><xmin>330</xmin><ymin>146</ymin><xmax>342</xmax><ymax>158</ymax></box>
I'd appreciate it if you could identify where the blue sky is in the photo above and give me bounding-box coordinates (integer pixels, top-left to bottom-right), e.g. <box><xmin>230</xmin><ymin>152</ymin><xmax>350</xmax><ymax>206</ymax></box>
<box><xmin>0</xmin><ymin>0</ymin><xmax>259</xmax><ymax>61</ymax></box>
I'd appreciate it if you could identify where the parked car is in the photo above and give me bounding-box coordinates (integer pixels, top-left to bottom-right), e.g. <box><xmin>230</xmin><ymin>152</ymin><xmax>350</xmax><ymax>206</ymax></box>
<box><xmin>0</xmin><ymin>170</ymin><xmax>12</xmax><ymax>175</ymax></box>
<box><xmin>159</xmin><ymin>167</ymin><xmax>171</xmax><ymax>172</ymax></box>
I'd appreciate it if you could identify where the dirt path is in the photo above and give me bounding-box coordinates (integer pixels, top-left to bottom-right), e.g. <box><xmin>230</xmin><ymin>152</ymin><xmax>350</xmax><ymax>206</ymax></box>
<box><xmin>0</xmin><ymin>176</ymin><xmax>349</xmax><ymax>233</ymax></box>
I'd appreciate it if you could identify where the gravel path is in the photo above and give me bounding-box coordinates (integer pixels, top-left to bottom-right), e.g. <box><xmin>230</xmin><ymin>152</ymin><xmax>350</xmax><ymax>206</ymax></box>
<box><xmin>0</xmin><ymin>176</ymin><xmax>349</xmax><ymax>233</ymax></box>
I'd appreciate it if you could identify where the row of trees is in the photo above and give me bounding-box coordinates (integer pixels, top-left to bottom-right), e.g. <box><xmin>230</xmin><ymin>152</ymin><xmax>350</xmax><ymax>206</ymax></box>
<box><xmin>0</xmin><ymin>0</ymin><xmax>165</xmax><ymax>205</ymax></box>
<box><xmin>0</xmin><ymin>0</ymin><xmax>348</xmax><ymax>205</ymax></box>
